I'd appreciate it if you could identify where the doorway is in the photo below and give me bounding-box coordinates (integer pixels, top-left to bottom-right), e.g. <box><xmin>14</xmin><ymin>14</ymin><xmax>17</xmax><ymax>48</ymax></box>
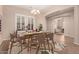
<box><xmin>46</xmin><ymin>10</ymin><xmax>74</xmax><ymax>51</ymax></box>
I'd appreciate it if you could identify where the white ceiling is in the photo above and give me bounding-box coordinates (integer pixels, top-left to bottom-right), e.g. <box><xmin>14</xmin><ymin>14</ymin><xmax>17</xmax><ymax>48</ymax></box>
<box><xmin>15</xmin><ymin>5</ymin><xmax>73</xmax><ymax>15</ymax></box>
<box><xmin>15</xmin><ymin>5</ymin><xmax>54</xmax><ymax>14</ymax></box>
<box><xmin>15</xmin><ymin>5</ymin><xmax>51</xmax><ymax>10</ymax></box>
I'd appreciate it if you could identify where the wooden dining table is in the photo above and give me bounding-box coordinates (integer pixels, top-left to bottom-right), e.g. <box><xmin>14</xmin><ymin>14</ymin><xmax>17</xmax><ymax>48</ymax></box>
<box><xmin>19</xmin><ymin>31</ymin><xmax>44</xmax><ymax>37</ymax></box>
<box><xmin>17</xmin><ymin>31</ymin><xmax>54</xmax><ymax>53</ymax></box>
<box><xmin>18</xmin><ymin>31</ymin><xmax>46</xmax><ymax>52</ymax></box>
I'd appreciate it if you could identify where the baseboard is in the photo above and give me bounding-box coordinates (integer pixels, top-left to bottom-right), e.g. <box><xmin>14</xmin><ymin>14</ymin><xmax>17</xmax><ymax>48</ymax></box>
<box><xmin>73</xmin><ymin>41</ymin><xmax>79</xmax><ymax>45</ymax></box>
<box><xmin>64</xmin><ymin>35</ymin><xmax>74</xmax><ymax>39</ymax></box>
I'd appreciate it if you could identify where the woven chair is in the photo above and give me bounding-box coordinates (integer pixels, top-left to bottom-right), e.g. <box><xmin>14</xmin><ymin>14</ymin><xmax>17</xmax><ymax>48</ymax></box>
<box><xmin>23</xmin><ymin>35</ymin><xmax>32</xmax><ymax>52</ymax></box>
<box><xmin>46</xmin><ymin>33</ymin><xmax>55</xmax><ymax>53</ymax></box>
<box><xmin>9</xmin><ymin>32</ymin><xmax>22</xmax><ymax>54</ymax></box>
<box><xmin>28</xmin><ymin>34</ymin><xmax>39</xmax><ymax>53</ymax></box>
<box><xmin>9</xmin><ymin>33</ymin><xmax>15</xmax><ymax>54</ymax></box>
<box><xmin>36</xmin><ymin>33</ymin><xmax>47</xmax><ymax>54</ymax></box>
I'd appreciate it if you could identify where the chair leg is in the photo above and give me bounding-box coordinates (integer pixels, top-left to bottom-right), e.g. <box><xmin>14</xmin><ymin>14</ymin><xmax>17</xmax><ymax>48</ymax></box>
<box><xmin>9</xmin><ymin>42</ymin><xmax>13</xmax><ymax>54</ymax></box>
<box><xmin>52</xmin><ymin>40</ymin><xmax>55</xmax><ymax>49</ymax></box>
<box><xmin>51</xmin><ymin>43</ymin><xmax>54</xmax><ymax>53</ymax></box>
<box><xmin>44</xmin><ymin>43</ymin><xmax>46</xmax><ymax>51</ymax></box>
<box><xmin>27</xmin><ymin>39</ymin><xmax>29</xmax><ymax>52</ymax></box>
<box><xmin>47</xmin><ymin>40</ymin><xmax>50</xmax><ymax>51</ymax></box>
<box><xmin>29</xmin><ymin>44</ymin><xmax>31</xmax><ymax>53</ymax></box>
<box><xmin>21</xmin><ymin>40</ymin><xmax>23</xmax><ymax>52</ymax></box>
<box><xmin>40</xmin><ymin>44</ymin><xmax>42</xmax><ymax>50</ymax></box>
<box><xmin>53</xmin><ymin>42</ymin><xmax>55</xmax><ymax>49</ymax></box>
<box><xmin>36</xmin><ymin>45</ymin><xmax>40</xmax><ymax>54</ymax></box>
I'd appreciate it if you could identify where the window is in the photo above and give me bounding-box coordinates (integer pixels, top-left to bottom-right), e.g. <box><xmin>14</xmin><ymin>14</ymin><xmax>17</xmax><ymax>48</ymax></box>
<box><xmin>27</xmin><ymin>16</ymin><xmax>34</xmax><ymax>30</ymax></box>
<box><xmin>16</xmin><ymin>14</ymin><xmax>26</xmax><ymax>31</ymax></box>
<box><xmin>15</xmin><ymin>14</ymin><xmax>36</xmax><ymax>31</ymax></box>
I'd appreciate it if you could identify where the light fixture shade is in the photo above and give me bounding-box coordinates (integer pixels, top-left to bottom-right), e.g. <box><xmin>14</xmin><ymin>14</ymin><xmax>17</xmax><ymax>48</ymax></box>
<box><xmin>31</xmin><ymin>9</ymin><xmax>40</xmax><ymax>15</ymax></box>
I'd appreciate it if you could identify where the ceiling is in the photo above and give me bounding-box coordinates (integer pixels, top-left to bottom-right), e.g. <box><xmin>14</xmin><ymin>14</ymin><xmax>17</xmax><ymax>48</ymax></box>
<box><xmin>17</xmin><ymin>5</ymin><xmax>51</xmax><ymax>10</ymax></box>
<box><xmin>15</xmin><ymin>5</ymin><xmax>52</xmax><ymax>13</ymax></box>
<box><xmin>15</xmin><ymin>5</ymin><xmax>73</xmax><ymax>15</ymax></box>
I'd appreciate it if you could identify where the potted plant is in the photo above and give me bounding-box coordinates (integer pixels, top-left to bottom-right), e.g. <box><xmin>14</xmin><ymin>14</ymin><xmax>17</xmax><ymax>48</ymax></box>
<box><xmin>39</xmin><ymin>24</ymin><xmax>43</xmax><ymax>31</ymax></box>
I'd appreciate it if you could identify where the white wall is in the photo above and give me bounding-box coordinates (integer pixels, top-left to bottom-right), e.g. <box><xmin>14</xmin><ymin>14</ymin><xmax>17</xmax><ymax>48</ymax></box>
<box><xmin>64</xmin><ymin>15</ymin><xmax>74</xmax><ymax>38</ymax></box>
<box><xmin>74</xmin><ymin>6</ymin><xmax>79</xmax><ymax>45</ymax></box>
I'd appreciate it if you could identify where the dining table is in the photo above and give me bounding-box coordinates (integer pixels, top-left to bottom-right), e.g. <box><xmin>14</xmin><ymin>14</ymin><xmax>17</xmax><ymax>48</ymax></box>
<box><xmin>18</xmin><ymin>31</ymin><xmax>44</xmax><ymax>37</ymax></box>
<box><xmin>17</xmin><ymin>31</ymin><xmax>54</xmax><ymax>53</ymax></box>
<box><xmin>18</xmin><ymin>31</ymin><xmax>46</xmax><ymax>52</ymax></box>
